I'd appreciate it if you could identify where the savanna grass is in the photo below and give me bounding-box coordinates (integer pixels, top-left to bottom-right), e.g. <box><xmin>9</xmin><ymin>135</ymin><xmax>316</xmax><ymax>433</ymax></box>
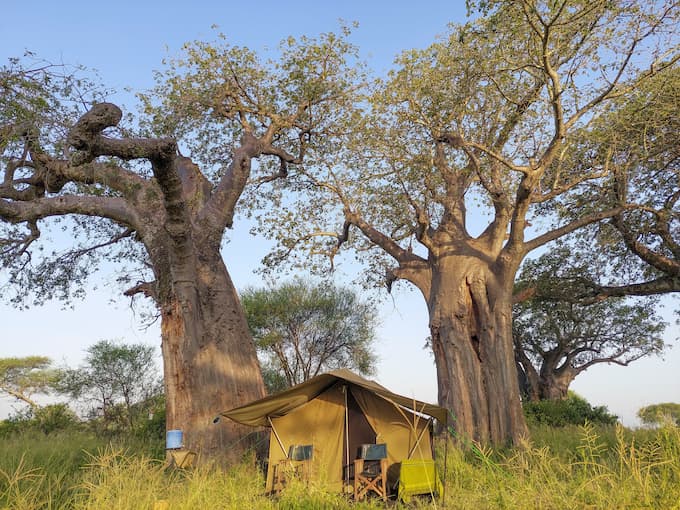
<box><xmin>1</xmin><ymin>424</ymin><xmax>679</xmax><ymax>509</ymax></box>
<box><xmin>437</xmin><ymin>423</ymin><xmax>680</xmax><ymax>509</ymax></box>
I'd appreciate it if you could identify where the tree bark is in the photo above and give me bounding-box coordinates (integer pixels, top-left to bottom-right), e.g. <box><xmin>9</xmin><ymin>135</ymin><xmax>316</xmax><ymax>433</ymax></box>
<box><xmin>428</xmin><ymin>256</ymin><xmax>527</xmax><ymax>445</ymax></box>
<box><xmin>537</xmin><ymin>365</ymin><xmax>576</xmax><ymax>401</ymax></box>
<box><xmin>157</xmin><ymin>247</ymin><xmax>265</xmax><ymax>463</ymax></box>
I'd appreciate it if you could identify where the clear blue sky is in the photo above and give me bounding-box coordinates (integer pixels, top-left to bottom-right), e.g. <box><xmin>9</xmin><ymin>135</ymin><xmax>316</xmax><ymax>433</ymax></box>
<box><xmin>1</xmin><ymin>1</ymin><xmax>678</xmax><ymax>425</ymax></box>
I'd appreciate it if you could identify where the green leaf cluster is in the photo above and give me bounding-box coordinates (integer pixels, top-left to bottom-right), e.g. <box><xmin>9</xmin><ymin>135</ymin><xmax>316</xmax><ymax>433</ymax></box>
<box><xmin>241</xmin><ymin>278</ymin><xmax>378</xmax><ymax>391</ymax></box>
<box><xmin>637</xmin><ymin>402</ymin><xmax>680</xmax><ymax>427</ymax></box>
<box><xmin>524</xmin><ymin>392</ymin><xmax>618</xmax><ymax>427</ymax></box>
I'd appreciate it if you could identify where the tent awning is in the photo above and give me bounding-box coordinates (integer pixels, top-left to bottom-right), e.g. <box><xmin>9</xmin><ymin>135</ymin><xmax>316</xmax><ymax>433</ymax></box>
<box><xmin>220</xmin><ymin>368</ymin><xmax>448</xmax><ymax>427</ymax></box>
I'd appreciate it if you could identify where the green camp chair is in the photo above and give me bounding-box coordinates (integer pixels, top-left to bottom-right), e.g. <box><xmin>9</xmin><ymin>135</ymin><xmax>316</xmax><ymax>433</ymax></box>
<box><xmin>397</xmin><ymin>459</ymin><xmax>443</xmax><ymax>503</ymax></box>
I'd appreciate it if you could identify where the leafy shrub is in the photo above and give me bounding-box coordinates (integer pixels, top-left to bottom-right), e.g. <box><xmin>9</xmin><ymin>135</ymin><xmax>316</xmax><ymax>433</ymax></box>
<box><xmin>33</xmin><ymin>404</ymin><xmax>80</xmax><ymax>434</ymax></box>
<box><xmin>637</xmin><ymin>402</ymin><xmax>680</xmax><ymax>427</ymax></box>
<box><xmin>523</xmin><ymin>392</ymin><xmax>617</xmax><ymax>427</ymax></box>
<box><xmin>0</xmin><ymin>404</ymin><xmax>80</xmax><ymax>437</ymax></box>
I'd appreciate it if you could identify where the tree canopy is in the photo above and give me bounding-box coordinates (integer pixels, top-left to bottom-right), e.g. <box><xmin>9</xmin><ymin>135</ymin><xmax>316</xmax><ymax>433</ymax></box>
<box><xmin>514</xmin><ymin>248</ymin><xmax>667</xmax><ymax>400</ymax></box>
<box><xmin>241</xmin><ymin>279</ymin><xmax>377</xmax><ymax>392</ymax></box>
<box><xmin>637</xmin><ymin>402</ymin><xmax>680</xmax><ymax>426</ymax></box>
<box><xmin>0</xmin><ymin>356</ymin><xmax>59</xmax><ymax>410</ymax></box>
<box><xmin>516</xmin><ymin>64</ymin><xmax>680</xmax><ymax>306</ymax></box>
<box><xmin>58</xmin><ymin>339</ymin><xmax>160</xmax><ymax>431</ymax></box>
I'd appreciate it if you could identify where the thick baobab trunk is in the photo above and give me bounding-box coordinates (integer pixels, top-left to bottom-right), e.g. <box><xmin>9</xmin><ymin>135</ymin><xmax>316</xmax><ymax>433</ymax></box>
<box><xmin>428</xmin><ymin>257</ymin><xmax>527</xmax><ymax>445</ymax></box>
<box><xmin>538</xmin><ymin>369</ymin><xmax>575</xmax><ymax>400</ymax></box>
<box><xmin>159</xmin><ymin>248</ymin><xmax>265</xmax><ymax>463</ymax></box>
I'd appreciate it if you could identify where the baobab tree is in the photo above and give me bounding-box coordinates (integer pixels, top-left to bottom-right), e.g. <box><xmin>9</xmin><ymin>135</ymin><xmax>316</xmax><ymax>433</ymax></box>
<box><xmin>513</xmin><ymin>249</ymin><xmax>667</xmax><ymax>400</ymax></box>
<box><xmin>0</xmin><ymin>32</ymin><xmax>359</xmax><ymax>461</ymax></box>
<box><xmin>254</xmin><ymin>1</ymin><xmax>679</xmax><ymax>444</ymax></box>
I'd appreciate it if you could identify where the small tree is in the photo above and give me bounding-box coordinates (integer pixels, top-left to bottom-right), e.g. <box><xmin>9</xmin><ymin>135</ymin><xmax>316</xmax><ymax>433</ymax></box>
<box><xmin>514</xmin><ymin>249</ymin><xmax>667</xmax><ymax>400</ymax></box>
<box><xmin>241</xmin><ymin>279</ymin><xmax>378</xmax><ymax>391</ymax></box>
<box><xmin>0</xmin><ymin>356</ymin><xmax>60</xmax><ymax>410</ymax></box>
<box><xmin>59</xmin><ymin>339</ymin><xmax>161</xmax><ymax>432</ymax></box>
<box><xmin>638</xmin><ymin>403</ymin><xmax>680</xmax><ymax>427</ymax></box>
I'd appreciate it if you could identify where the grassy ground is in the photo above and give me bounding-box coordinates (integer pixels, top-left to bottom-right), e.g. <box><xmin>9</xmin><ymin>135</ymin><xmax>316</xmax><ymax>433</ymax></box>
<box><xmin>1</xmin><ymin>424</ymin><xmax>678</xmax><ymax>509</ymax></box>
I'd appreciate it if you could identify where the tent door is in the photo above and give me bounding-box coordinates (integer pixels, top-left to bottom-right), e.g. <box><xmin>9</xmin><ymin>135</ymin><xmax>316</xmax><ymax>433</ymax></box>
<box><xmin>343</xmin><ymin>389</ymin><xmax>376</xmax><ymax>467</ymax></box>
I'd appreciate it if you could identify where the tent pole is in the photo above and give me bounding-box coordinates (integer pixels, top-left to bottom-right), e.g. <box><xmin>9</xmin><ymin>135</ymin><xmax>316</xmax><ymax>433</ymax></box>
<box><xmin>407</xmin><ymin>417</ymin><xmax>432</xmax><ymax>459</ymax></box>
<box><xmin>443</xmin><ymin>429</ymin><xmax>449</xmax><ymax>503</ymax></box>
<box><xmin>343</xmin><ymin>385</ymin><xmax>350</xmax><ymax>489</ymax></box>
<box><xmin>268</xmin><ymin>416</ymin><xmax>288</xmax><ymax>457</ymax></box>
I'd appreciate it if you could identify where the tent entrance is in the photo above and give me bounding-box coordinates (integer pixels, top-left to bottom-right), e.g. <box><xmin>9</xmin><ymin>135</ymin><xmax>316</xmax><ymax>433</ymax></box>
<box><xmin>342</xmin><ymin>385</ymin><xmax>376</xmax><ymax>488</ymax></box>
<box><xmin>343</xmin><ymin>387</ymin><xmax>376</xmax><ymax>462</ymax></box>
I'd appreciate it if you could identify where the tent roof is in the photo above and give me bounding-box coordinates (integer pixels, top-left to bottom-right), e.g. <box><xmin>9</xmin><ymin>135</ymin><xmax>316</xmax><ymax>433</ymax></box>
<box><xmin>220</xmin><ymin>368</ymin><xmax>448</xmax><ymax>427</ymax></box>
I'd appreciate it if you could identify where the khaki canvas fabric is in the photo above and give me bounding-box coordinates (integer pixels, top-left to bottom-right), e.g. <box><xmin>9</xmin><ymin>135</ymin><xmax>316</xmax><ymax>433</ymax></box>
<box><xmin>266</xmin><ymin>384</ymin><xmax>346</xmax><ymax>491</ymax></box>
<box><xmin>219</xmin><ymin>369</ymin><xmax>447</xmax><ymax>492</ymax></box>
<box><xmin>222</xmin><ymin>369</ymin><xmax>448</xmax><ymax>426</ymax></box>
<box><xmin>351</xmin><ymin>386</ymin><xmax>434</xmax><ymax>465</ymax></box>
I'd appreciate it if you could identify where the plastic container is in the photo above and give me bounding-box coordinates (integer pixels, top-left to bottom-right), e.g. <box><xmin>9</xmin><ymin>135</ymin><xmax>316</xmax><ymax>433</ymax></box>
<box><xmin>166</xmin><ymin>429</ymin><xmax>183</xmax><ymax>449</ymax></box>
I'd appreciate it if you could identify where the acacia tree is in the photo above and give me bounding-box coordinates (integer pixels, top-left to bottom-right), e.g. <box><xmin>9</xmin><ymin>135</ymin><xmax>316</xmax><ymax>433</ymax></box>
<box><xmin>58</xmin><ymin>339</ymin><xmax>161</xmax><ymax>431</ymax></box>
<box><xmin>513</xmin><ymin>249</ymin><xmax>667</xmax><ymax>401</ymax></box>
<box><xmin>241</xmin><ymin>279</ymin><xmax>377</xmax><ymax>391</ymax></box>
<box><xmin>0</xmin><ymin>356</ymin><xmax>59</xmax><ymax>410</ymax></box>
<box><xmin>0</xmin><ymin>32</ymin><xmax>359</xmax><ymax>461</ymax></box>
<box><xmin>255</xmin><ymin>1</ymin><xmax>679</xmax><ymax>444</ymax></box>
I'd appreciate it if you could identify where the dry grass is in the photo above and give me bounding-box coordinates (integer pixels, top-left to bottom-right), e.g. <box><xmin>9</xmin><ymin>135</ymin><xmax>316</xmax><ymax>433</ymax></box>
<box><xmin>1</xmin><ymin>424</ymin><xmax>678</xmax><ymax>509</ymax></box>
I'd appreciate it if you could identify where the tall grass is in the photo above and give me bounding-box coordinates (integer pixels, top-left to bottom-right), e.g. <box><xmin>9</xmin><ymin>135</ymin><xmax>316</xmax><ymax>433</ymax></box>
<box><xmin>438</xmin><ymin>423</ymin><xmax>680</xmax><ymax>509</ymax></box>
<box><xmin>1</xmin><ymin>424</ymin><xmax>678</xmax><ymax>509</ymax></box>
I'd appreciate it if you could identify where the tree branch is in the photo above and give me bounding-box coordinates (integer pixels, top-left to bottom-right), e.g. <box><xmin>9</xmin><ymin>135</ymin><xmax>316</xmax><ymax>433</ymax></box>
<box><xmin>67</xmin><ymin>103</ymin><xmax>176</xmax><ymax>165</ymax></box>
<box><xmin>522</xmin><ymin>206</ymin><xmax>626</xmax><ymax>254</ymax></box>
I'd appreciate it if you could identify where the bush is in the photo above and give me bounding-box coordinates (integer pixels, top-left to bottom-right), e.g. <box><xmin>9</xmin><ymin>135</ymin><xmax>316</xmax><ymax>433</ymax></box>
<box><xmin>0</xmin><ymin>404</ymin><xmax>80</xmax><ymax>437</ymax></box>
<box><xmin>523</xmin><ymin>392</ymin><xmax>618</xmax><ymax>427</ymax></box>
<box><xmin>33</xmin><ymin>404</ymin><xmax>80</xmax><ymax>434</ymax></box>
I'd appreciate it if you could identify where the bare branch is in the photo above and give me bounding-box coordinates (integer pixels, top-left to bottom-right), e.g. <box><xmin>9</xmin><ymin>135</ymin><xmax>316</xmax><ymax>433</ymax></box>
<box><xmin>67</xmin><ymin>103</ymin><xmax>176</xmax><ymax>165</ymax></box>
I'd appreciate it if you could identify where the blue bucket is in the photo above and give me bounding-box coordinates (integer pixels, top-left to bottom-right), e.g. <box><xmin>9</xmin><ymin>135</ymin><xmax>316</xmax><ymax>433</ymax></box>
<box><xmin>166</xmin><ymin>429</ymin><xmax>183</xmax><ymax>449</ymax></box>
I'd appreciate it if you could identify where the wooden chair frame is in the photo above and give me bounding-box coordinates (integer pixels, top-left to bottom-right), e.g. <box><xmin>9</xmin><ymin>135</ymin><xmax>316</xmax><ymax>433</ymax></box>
<box><xmin>353</xmin><ymin>457</ymin><xmax>388</xmax><ymax>501</ymax></box>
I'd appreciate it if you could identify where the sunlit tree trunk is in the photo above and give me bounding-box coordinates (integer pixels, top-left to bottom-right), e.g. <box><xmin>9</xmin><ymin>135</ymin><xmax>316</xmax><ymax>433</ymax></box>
<box><xmin>428</xmin><ymin>257</ymin><xmax>527</xmax><ymax>444</ymax></box>
<box><xmin>157</xmin><ymin>248</ymin><xmax>265</xmax><ymax>462</ymax></box>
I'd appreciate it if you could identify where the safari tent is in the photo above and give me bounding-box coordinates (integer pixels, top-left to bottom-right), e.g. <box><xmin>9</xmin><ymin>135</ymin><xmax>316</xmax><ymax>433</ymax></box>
<box><xmin>220</xmin><ymin>369</ymin><xmax>447</xmax><ymax>495</ymax></box>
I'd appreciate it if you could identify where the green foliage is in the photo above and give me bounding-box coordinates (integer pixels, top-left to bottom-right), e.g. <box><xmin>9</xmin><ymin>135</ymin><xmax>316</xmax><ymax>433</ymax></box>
<box><xmin>523</xmin><ymin>393</ymin><xmax>618</xmax><ymax>427</ymax></box>
<box><xmin>241</xmin><ymin>278</ymin><xmax>378</xmax><ymax>391</ymax></box>
<box><xmin>638</xmin><ymin>402</ymin><xmax>680</xmax><ymax>427</ymax></box>
<box><xmin>0</xmin><ymin>356</ymin><xmax>61</xmax><ymax>409</ymax></box>
<box><xmin>57</xmin><ymin>339</ymin><xmax>162</xmax><ymax>433</ymax></box>
<box><xmin>32</xmin><ymin>403</ymin><xmax>80</xmax><ymax>435</ymax></box>
<box><xmin>132</xmin><ymin>394</ymin><xmax>166</xmax><ymax>448</ymax></box>
<box><xmin>141</xmin><ymin>25</ymin><xmax>364</xmax><ymax>183</ymax></box>
<box><xmin>0</xmin><ymin>403</ymin><xmax>80</xmax><ymax>437</ymax></box>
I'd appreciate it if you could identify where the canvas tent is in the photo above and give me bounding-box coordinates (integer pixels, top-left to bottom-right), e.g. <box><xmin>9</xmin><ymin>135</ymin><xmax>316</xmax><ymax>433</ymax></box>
<box><xmin>220</xmin><ymin>369</ymin><xmax>447</xmax><ymax>493</ymax></box>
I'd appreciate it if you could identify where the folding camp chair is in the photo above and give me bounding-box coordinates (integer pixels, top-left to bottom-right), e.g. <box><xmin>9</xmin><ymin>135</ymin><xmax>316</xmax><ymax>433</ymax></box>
<box><xmin>354</xmin><ymin>443</ymin><xmax>388</xmax><ymax>501</ymax></box>
<box><xmin>272</xmin><ymin>444</ymin><xmax>313</xmax><ymax>492</ymax></box>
